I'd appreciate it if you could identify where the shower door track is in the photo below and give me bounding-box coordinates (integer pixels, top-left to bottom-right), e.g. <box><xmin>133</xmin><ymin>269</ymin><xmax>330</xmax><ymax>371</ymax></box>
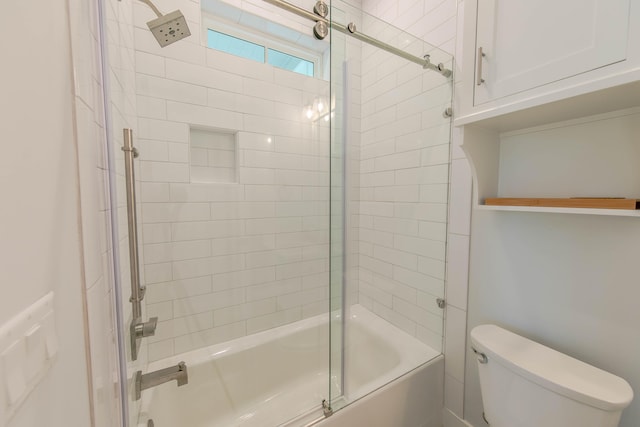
<box><xmin>262</xmin><ymin>0</ymin><xmax>452</xmax><ymax>77</ymax></box>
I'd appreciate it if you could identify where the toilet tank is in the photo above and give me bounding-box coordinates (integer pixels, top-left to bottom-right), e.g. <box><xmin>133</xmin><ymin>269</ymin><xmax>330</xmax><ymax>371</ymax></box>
<box><xmin>470</xmin><ymin>325</ymin><xmax>633</xmax><ymax>427</ymax></box>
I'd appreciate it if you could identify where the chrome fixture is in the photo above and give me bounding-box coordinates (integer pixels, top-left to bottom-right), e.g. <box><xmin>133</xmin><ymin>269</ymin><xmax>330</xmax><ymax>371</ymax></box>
<box><xmin>122</xmin><ymin>129</ymin><xmax>158</xmax><ymax>361</ymax></box>
<box><xmin>137</xmin><ymin>0</ymin><xmax>191</xmax><ymax>47</ymax></box>
<box><xmin>472</xmin><ymin>347</ymin><xmax>488</xmax><ymax>364</ymax></box>
<box><xmin>261</xmin><ymin>0</ymin><xmax>452</xmax><ymax>77</ymax></box>
<box><xmin>312</xmin><ymin>0</ymin><xmax>328</xmax><ymax>39</ymax></box>
<box><xmin>322</xmin><ymin>399</ymin><xmax>333</xmax><ymax>417</ymax></box>
<box><xmin>313</xmin><ymin>0</ymin><xmax>328</xmax><ymax>18</ymax></box>
<box><xmin>423</xmin><ymin>54</ymin><xmax>452</xmax><ymax>78</ymax></box>
<box><xmin>313</xmin><ymin>21</ymin><xmax>329</xmax><ymax>40</ymax></box>
<box><xmin>442</xmin><ymin>107</ymin><xmax>453</xmax><ymax>118</ymax></box>
<box><xmin>436</xmin><ymin>298</ymin><xmax>446</xmax><ymax>309</ymax></box>
<box><xmin>135</xmin><ymin>362</ymin><xmax>189</xmax><ymax>400</ymax></box>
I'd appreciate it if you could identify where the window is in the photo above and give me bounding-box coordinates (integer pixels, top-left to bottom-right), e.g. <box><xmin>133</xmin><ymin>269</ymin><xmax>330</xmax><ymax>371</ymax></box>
<box><xmin>207</xmin><ymin>30</ymin><xmax>264</xmax><ymax>63</ymax></box>
<box><xmin>267</xmin><ymin>48</ymin><xmax>314</xmax><ymax>77</ymax></box>
<box><xmin>206</xmin><ymin>28</ymin><xmax>317</xmax><ymax>78</ymax></box>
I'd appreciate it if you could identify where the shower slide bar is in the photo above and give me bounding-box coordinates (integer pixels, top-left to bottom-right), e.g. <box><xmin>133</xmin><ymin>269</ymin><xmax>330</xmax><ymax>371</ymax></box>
<box><xmin>262</xmin><ymin>0</ymin><xmax>452</xmax><ymax>77</ymax></box>
<box><xmin>122</xmin><ymin>128</ymin><xmax>158</xmax><ymax>361</ymax></box>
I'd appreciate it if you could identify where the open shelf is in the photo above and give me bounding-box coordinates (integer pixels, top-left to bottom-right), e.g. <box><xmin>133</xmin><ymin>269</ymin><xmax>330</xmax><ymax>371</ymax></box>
<box><xmin>462</xmin><ymin>107</ymin><xmax>640</xmax><ymax>217</ymax></box>
<box><xmin>477</xmin><ymin>205</ymin><xmax>640</xmax><ymax>217</ymax></box>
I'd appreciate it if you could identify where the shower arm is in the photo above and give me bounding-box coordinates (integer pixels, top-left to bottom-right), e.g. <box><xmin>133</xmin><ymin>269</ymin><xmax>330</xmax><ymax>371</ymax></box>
<box><xmin>137</xmin><ymin>0</ymin><xmax>163</xmax><ymax>18</ymax></box>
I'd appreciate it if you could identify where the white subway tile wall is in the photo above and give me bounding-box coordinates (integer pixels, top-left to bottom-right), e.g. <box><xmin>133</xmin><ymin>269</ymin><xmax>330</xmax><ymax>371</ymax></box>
<box><xmin>357</xmin><ymin>1</ymin><xmax>466</xmax><ymax>423</ymax></box>
<box><xmin>356</xmin><ymin>22</ymin><xmax>453</xmax><ymax>351</ymax></box>
<box><xmin>132</xmin><ymin>0</ymin><xmax>332</xmax><ymax>361</ymax></box>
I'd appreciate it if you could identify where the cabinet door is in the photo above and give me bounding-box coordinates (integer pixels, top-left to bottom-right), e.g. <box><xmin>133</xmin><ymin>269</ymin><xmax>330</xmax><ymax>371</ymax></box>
<box><xmin>474</xmin><ymin>0</ymin><xmax>630</xmax><ymax>105</ymax></box>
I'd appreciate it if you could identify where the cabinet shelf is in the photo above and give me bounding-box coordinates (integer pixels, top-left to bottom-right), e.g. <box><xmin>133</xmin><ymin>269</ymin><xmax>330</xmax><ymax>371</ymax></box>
<box><xmin>455</xmin><ymin>72</ymin><xmax>640</xmax><ymax>133</ymax></box>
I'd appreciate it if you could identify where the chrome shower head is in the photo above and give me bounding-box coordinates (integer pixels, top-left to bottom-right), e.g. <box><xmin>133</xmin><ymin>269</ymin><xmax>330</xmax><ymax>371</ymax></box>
<box><xmin>147</xmin><ymin>10</ymin><xmax>191</xmax><ymax>47</ymax></box>
<box><xmin>137</xmin><ymin>0</ymin><xmax>191</xmax><ymax>47</ymax></box>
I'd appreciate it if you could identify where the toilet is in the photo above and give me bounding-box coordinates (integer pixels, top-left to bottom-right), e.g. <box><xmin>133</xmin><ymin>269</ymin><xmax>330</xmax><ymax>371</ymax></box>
<box><xmin>470</xmin><ymin>324</ymin><xmax>633</xmax><ymax>427</ymax></box>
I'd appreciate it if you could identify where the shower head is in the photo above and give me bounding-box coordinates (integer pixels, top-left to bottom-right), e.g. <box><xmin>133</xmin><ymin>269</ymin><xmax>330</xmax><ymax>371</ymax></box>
<box><xmin>138</xmin><ymin>0</ymin><xmax>191</xmax><ymax>47</ymax></box>
<box><xmin>147</xmin><ymin>10</ymin><xmax>191</xmax><ymax>47</ymax></box>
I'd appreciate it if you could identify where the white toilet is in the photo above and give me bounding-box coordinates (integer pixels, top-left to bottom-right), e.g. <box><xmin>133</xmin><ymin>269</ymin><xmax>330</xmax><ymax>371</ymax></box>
<box><xmin>470</xmin><ymin>324</ymin><xmax>633</xmax><ymax>427</ymax></box>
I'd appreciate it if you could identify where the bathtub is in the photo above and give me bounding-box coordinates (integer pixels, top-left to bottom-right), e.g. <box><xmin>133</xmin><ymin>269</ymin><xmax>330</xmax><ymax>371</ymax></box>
<box><xmin>138</xmin><ymin>304</ymin><xmax>443</xmax><ymax>427</ymax></box>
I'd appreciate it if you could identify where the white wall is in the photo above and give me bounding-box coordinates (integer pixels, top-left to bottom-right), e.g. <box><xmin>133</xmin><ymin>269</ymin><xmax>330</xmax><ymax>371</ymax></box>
<box><xmin>0</xmin><ymin>1</ymin><xmax>93</xmax><ymax>426</ymax></box>
<box><xmin>355</xmin><ymin>1</ymin><xmax>466</xmax><ymax>423</ymax></box>
<box><xmin>464</xmin><ymin>119</ymin><xmax>640</xmax><ymax>427</ymax></box>
<box><xmin>356</xmin><ymin>23</ymin><xmax>452</xmax><ymax>351</ymax></box>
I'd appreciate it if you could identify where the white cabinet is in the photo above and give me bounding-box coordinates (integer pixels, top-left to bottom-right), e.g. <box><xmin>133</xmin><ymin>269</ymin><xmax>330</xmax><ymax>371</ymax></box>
<box><xmin>456</xmin><ymin>0</ymin><xmax>640</xmax><ymax>217</ymax></box>
<box><xmin>474</xmin><ymin>0</ymin><xmax>630</xmax><ymax>105</ymax></box>
<box><xmin>456</xmin><ymin>0</ymin><xmax>640</xmax><ymax>125</ymax></box>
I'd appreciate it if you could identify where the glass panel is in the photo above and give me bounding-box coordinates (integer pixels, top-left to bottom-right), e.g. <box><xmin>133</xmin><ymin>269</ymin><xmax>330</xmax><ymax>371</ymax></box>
<box><xmin>267</xmin><ymin>48</ymin><xmax>315</xmax><ymax>76</ymax></box>
<box><xmin>328</xmin><ymin>1</ymin><xmax>453</xmax><ymax>412</ymax></box>
<box><xmin>207</xmin><ymin>29</ymin><xmax>265</xmax><ymax>62</ymax></box>
<box><xmin>328</xmin><ymin>5</ymin><xmax>347</xmax><ymax>413</ymax></box>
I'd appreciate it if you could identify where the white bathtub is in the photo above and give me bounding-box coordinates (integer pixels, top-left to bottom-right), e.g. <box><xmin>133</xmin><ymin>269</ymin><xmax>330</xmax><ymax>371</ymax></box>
<box><xmin>138</xmin><ymin>305</ymin><xmax>442</xmax><ymax>427</ymax></box>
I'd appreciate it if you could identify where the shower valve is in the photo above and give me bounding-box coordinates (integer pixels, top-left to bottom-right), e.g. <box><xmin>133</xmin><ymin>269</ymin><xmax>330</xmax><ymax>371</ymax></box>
<box><xmin>134</xmin><ymin>316</ymin><xmax>158</xmax><ymax>338</ymax></box>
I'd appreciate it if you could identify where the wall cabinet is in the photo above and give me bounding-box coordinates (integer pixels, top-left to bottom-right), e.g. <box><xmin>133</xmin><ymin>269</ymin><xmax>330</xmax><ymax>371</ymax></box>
<box><xmin>474</xmin><ymin>0</ymin><xmax>630</xmax><ymax>105</ymax></box>
<box><xmin>457</xmin><ymin>0</ymin><xmax>640</xmax><ymax>216</ymax></box>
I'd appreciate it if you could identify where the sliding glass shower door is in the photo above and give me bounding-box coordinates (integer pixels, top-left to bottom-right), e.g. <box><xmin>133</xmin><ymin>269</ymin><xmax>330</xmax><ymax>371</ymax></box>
<box><xmin>101</xmin><ymin>0</ymin><xmax>451</xmax><ymax>424</ymax></box>
<box><xmin>327</xmin><ymin>1</ymin><xmax>453</xmax><ymax>412</ymax></box>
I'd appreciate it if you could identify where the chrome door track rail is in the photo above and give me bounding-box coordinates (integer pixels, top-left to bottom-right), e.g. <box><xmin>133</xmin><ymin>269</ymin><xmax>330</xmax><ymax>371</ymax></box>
<box><xmin>262</xmin><ymin>0</ymin><xmax>452</xmax><ymax>77</ymax></box>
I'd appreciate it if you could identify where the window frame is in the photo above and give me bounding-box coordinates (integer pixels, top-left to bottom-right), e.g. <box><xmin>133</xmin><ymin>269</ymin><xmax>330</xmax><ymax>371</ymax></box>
<box><xmin>202</xmin><ymin>15</ymin><xmax>322</xmax><ymax>78</ymax></box>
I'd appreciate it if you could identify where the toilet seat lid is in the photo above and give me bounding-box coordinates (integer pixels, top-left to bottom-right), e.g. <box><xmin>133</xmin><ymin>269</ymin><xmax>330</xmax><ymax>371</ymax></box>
<box><xmin>470</xmin><ymin>324</ymin><xmax>634</xmax><ymax>411</ymax></box>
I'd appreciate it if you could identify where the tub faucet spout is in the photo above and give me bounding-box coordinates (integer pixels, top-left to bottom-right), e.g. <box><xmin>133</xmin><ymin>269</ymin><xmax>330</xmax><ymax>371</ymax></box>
<box><xmin>134</xmin><ymin>361</ymin><xmax>188</xmax><ymax>400</ymax></box>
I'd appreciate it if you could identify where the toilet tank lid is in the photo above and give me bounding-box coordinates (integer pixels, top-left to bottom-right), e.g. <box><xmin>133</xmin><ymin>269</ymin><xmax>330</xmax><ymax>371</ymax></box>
<box><xmin>470</xmin><ymin>324</ymin><xmax>634</xmax><ymax>411</ymax></box>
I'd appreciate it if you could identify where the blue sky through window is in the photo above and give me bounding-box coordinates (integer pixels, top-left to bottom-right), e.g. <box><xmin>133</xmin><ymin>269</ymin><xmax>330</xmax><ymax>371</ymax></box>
<box><xmin>207</xmin><ymin>29</ymin><xmax>315</xmax><ymax>77</ymax></box>
<box><xmin>267</xmin><ymin>49</ymin><xmax>314</xmax><ymax>77</ymax></box>
<box><xmin>207</xmin><ymin>30</ymin><xmax>264</xmax><ymax>63</ymax></box>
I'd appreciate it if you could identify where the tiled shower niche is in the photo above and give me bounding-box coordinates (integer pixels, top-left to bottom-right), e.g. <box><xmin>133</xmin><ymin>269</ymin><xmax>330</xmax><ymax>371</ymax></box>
<box><xmin>190</xmin><ymin>127</ymin><xmax>238</xmax><ymax>183</ymax></box>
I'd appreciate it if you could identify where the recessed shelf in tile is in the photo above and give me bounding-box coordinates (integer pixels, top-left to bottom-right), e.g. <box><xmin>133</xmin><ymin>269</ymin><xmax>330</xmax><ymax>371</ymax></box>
<box><xmin>190</xmin><ymin>127</ymin><xmax>237</xmax><ymax>184</ymax></box>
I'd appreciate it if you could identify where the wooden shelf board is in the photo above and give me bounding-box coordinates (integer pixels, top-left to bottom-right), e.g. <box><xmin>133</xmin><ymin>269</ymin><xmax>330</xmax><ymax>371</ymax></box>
<box><xmin>484</xmin><ymin>197</ymin><xmax>640</xmax><ymax>210</ymax></box>
<box><xmin>476</xmin><ymin>204</ymin><xmax>640</xmax><ymax>217</ymax></box>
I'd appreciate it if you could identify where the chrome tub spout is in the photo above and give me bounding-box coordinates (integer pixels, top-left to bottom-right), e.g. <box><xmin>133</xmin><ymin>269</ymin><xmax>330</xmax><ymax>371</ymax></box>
<box><xmin>135</xmin><ymin>361</ymin><xmax>188</xmax><ymax>400</ymax></box>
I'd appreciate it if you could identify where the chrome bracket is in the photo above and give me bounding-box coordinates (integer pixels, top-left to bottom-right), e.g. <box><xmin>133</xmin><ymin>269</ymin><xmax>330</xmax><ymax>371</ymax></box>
<box><xmin>313</xmin><ymin>21</ymin><xmax>328</xmax><ymax>40</ymax></box>
<box><xmin>121</xmin><ymin>145</ymin><xmax>139</xmax><ymax>158</ymax></box>
<box><xmin>313</xmin><ymin>0</ymin><xmax>328</xmax><ymax>18</ymax></box>
<box><xmin>442</xmin><ymin>107</ymin><xmax>453</xmax><ymax>118</ymax></box>
<box><xmin>129</xmin><ymin>285</ymin><xmax>147</xmax><ymax>303</ymax></box>
<box><xmin>436</xmin><ymin>298</ymin><xmax>446</xmax><ymax>309</ymax></box>
<box><xmin>322</xmin><ymin>399</ymin><xmax>333</xmax><ymax>417</ymax></box>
